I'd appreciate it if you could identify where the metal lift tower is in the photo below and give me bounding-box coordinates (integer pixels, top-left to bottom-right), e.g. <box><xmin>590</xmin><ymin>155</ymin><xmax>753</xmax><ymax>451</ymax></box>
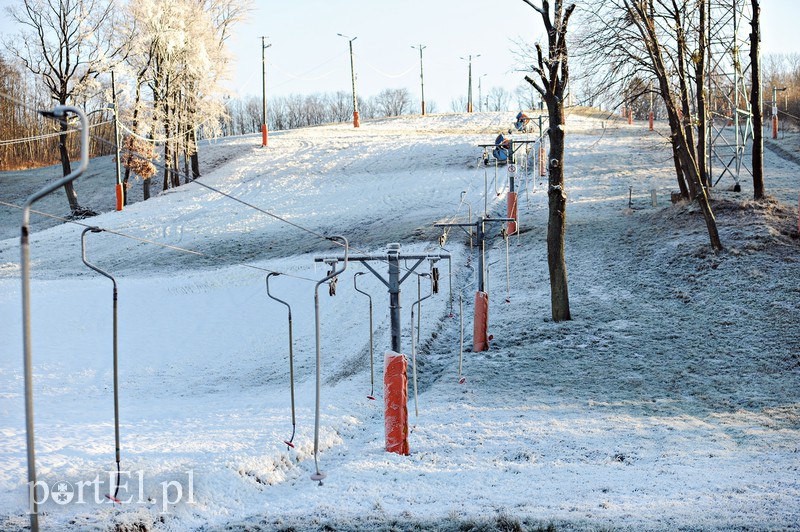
<box><xmin>706</xmin><ymin>0</ymin><xmax>757</xmax><ymax>190</ymax></box>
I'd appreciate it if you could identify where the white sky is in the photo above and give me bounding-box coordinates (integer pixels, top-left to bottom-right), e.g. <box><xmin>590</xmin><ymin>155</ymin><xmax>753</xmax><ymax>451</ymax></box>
<box><xmin>0</xmin><ymin>0</ymin><xmax>798</xmax><ymax>110</ymax></box>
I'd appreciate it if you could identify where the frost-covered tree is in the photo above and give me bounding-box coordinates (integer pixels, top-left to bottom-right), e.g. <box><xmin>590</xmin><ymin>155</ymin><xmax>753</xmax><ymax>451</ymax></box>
<box><xmin>5</xmin><ymin>0</ymin><xmax>125</xmax><ymax>215</ymax></box>
<box><xmin>123</xmin><ymin>0</ymin><xmax>249</xmax><ymax>194</ymax></box>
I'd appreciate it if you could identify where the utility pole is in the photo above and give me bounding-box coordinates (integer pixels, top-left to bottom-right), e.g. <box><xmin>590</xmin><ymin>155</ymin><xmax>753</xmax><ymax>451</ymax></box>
<box><xmin>772</xmin><ymin>86</ymin><xmax>786</xmax><ymax>140</ymax></box>
<box><xmin>411</xmin><ymin>44</ymin><xmax>426</xmax><ymax>115</ymax></box>
<box><xmin>110</xmin><ymin>70</ymin><xmax>123</xmax><ymax>210</ymax></box>
<box><xmin>338</xmin><ymin>33</ymin><xmax>360</xmax><ymax>127</ymax></box>
<box><xmin>435</xmin><ymin>216</ymin><xmax>513</xmax><ymax>351</ymax></box>
<box><xmin>260</xmin><ymin>36</ymin><xmax>272</xmax><ymax>147</ymax></box>
<box><xmin>461</xmin><ymin>54</ymin><xmax>480</xmax><ymax>113</ymax></box>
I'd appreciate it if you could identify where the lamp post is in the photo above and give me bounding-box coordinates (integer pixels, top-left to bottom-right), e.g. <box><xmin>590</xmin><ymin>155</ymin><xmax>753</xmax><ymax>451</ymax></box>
<box><xmin>772</xmin><ymin>86</ymin><xmax>787</xmax><ymax>139</ymax></box>
<box><xmin>261</xmin><ymin>36</ymin><xmax>272</xmax><ymax>147</ymax></box>
<box><xmin>338</xmin><ymin>33</ymin><xmax>360</xmax><ymax>127</ymax></box>
<box><xmin>460</xmin><ymin>54</ymin><xmax>480</xmax><ymax>113</ymax></box>
<box><xmin>411</xmin><ymin>44</ymin><xmax>426</xmax><ymax>115</ymax></box>
<box><xmin>478</xmin><ymin>74</ymin><xmax>487</xmax><ymax>112</ymax></box>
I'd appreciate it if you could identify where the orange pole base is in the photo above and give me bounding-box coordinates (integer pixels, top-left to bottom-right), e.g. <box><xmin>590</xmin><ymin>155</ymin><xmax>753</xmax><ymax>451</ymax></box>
<box><xmin>649</xmin><ymin>111</ymin><xmax>654</xmax><ymax>131</ymax></box>
<box><xmin>384</xmin><ymin>351</ymin><xmax>409</xmax><ymax>455</ymax></box>
<box><xmin>473</xmin><ymin>291</ymin><xmax>489</xmax><ymax>352</ymax></box>
<box><xmin>628</xmin><ymin>110</ymin><xmax>633</xmax><ymax>125</ymax></box>
<box><xmin>773</xmin><ymin>116</ymin><xmax>778</xmax><ymax>139</ymax></box>
<box><xmin>115</xmin><ymin>183</ymin><xmax>124</xmax><ymax>211</ymax></box>
<box><xmin>507</xmin><ymin>191</ymin><xmax>518</xmax><ymax>236</ymax></box>
<box><xmin>353</xmin><ymin>111</ymin><xmax>360</xmax><ymax>128</ymax></box>
<box><xmin>262</xmin><ymin>124</ymin><xmax>268</xmax><ymax>147</ymax></box>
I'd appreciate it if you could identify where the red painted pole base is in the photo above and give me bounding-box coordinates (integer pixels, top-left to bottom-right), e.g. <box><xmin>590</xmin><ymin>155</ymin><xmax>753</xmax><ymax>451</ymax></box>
<box><xmin>649</xmin><ymin>111</ymin><xmax>654</xmax><ymax>131</ymax></box>
<box><xmin>506</xmin><ymin>191</ymin><xmax>518</xmax><ymax>236</ymax></box>
<box><xmin>353</xmin><ymin>111</ymin><xmax>360</xmax><ymax>128</ymax></box>
<box><xmin>473</xmin><ymin>291</ymin><xmax>489</xmax><ymax>352</ymax></box>
<box><xmin>384</xmin><ymin>351</ymin><xmax>409</xmax><ymax>455</ymax></box>
<box><xmin>773</xmin><ymin>116</ymin><xmax>778</xmax><ymax>140</ymax></box>
<box><xmin>262</xmin><ymin>124</ymin><xmax>268</xmax><ymax>147</ymax></box>
<box><xmin>115</xmin><ymin>183</ymin><xmax>124</xmax><ymax>211</ymax></box>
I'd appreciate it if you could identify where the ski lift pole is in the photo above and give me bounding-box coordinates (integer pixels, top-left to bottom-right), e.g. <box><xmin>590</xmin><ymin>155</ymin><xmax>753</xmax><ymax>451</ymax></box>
<box><xmin>460</xmin><ymin>191</ymin><xmax>472</xmax><ymax>252</ymax></box>
<box><xmin>265</xmin><ymin>272</ymin><xmax>297</xmax><ymax>448</ymax></box>
<box><xmin>311</xmin><ymin>236</ymin><xmax>349</xmax><ymax>484</ymax></box>
<box><xmin>21</xmin><ymin>106</ymin><xmax>89</xmax><ymax>532</ymax></box>
<box><xmin>353</xmin><ymin>272</ymin><xmax>375</xmax><ymax>400</ymax></box>
<box><xmin>80</xmin><ymin>227</ymin><xmax>122</xmax><ymax>502</ymax></box>
<box><xmin>410</xmin><ymin>273</ymin><xmax>432</xmax><ymax>418</ymax></box>
<box><xmin>435</xmin><ymin>215</ymin><xmax>515</xmax><ymax>294</ymax></box>
<box><xmin>458</xmin><ymin>294</ymin><xmax>465</xmax><ymax>384</ymax></box>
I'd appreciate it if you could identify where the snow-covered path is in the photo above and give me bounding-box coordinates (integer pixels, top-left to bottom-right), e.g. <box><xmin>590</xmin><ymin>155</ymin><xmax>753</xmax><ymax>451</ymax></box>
<box><xmin>1</xmin><ymin>111</ymin><xmax>798</xmax><ymax>531</ymax></box>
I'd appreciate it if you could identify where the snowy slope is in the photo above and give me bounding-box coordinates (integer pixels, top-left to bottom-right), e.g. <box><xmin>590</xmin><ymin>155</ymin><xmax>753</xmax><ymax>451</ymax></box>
<box><xmin>0</xmin><ymin>110</ymin><xmax>799</xmax><ymax>531</ymax></box>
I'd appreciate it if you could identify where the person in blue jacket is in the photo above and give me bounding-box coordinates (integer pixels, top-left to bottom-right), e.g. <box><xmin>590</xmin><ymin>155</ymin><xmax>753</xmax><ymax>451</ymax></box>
<box><xmin>493</xmin><ymin>132</ymin><xmax>510</xmax><ymax>162</ymax></box>
<box><xmin>515</xmin><ymin>111</ymin><xmax>530</xmax><ymax>131</ymax></box>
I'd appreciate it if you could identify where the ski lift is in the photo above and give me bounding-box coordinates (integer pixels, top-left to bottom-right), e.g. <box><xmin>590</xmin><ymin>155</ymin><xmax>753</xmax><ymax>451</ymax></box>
<box><xmin>265</xmin><ymin>272</ymin><xmax>296</xmax><ymax>450</ymax></box>
<box><xmin>353</xmin><ymin>272</ymin><xmax>376</xmax><ymax>401</ymax></box>
<box><xmin>325</xmin><ymin>260</ymin><xmax>339</xmax><ymax>296</ymax></box>
<box><xmin>311</xmin><ymin>236</ymin><xmax>349</xmax><ymax>485</ymax></box>
<box><xmin>80</xmin><ymin>227</ymin><xmax>123</xmax><ymax>503</ymax></box>
<box><xmin>410</xmin><ymin>273</ymin><xmax>433</xmax><ymax>418</ymax></box>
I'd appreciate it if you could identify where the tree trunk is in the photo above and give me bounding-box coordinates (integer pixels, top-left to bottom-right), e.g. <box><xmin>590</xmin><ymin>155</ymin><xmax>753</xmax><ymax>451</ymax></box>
<box><xmin>58</xmin><ymin>127</ymin><xmax>80</xmax><ymax>212</ymax></box>
<box><xmin>189</xmin><ymin>127</ymin><xmax>200</xmax><ymax>179</ymax></box>
<box><xmin>172</xmin><ymin>147</ymin><xmax>180</xmax><ymax>188</ymax></box>
<box><xmin>143</xmin><ymin>177</ymin><xmax>151</xmax><ymax>200</ymax></box>
<box><xmin>546</xmin><ymin>97</ymin><xmax>571</xmax><ymax>322</ymax></box>
<box><xmin>672</xmin><ymin>144</ymin><xmax>690</xmax><ymax>199</ymax></box>
<box><xmin>750</xmin><ymin>0</ymin><xmax>764</xmax><ymax>199</ymax></box>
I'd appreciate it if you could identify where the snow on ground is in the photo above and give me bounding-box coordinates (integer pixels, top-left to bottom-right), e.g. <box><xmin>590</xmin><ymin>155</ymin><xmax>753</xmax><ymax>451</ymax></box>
<box><xmin>0</xmin><ymin>110</ymin><xmax>799</xmax><ymax>531</ymax></box>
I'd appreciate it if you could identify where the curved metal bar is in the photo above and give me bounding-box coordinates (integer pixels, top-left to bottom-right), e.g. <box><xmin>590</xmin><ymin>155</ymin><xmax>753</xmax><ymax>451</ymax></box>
<box><xmin>266</xmin><ymin>273</ymin><xmax>296</xmax><ymax>448</ymax></box>
<box><xmin>353</xmin><ymin>272</ymin><xmax>374</xmax><ymax>399</ymax></box>
<box><xmin>21</xmin><ymin>106</ymin><xmax>89</xmax><ymax>531</ymax></box>
<box><xmin>312</xmin><ymin>236</ymin><xmax>348</xmax><ymax>483</ymax></box>
<box><xmin>410</xmin><ymin>273</ymin><xmax>433</xmax><ymax>418</ymax></box>
<box><xmin>81</xmin><ymin>227</ymin><xmax>122</xmax><ymax>500</ymax></box>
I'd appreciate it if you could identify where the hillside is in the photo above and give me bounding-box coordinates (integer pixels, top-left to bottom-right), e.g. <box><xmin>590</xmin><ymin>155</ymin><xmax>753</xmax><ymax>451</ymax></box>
<box><xmin>1</xmin><ymin>111</ymin><xmax>799</xmax><ymax>531</ymax></box>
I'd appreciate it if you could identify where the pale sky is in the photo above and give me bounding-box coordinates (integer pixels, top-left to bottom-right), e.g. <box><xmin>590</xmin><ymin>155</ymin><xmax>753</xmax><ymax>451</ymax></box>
<box><xmin>1</xmin><ymin>0</ymin><xmax>798</xmax><ymax>110</ymax></box>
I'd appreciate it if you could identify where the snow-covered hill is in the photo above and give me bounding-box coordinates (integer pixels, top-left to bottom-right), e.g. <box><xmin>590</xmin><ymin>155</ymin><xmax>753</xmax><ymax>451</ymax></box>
<box><xmin>1</xmin><ymin>111</ymin><xmax>798</xmax><ymax>531</ymax></box>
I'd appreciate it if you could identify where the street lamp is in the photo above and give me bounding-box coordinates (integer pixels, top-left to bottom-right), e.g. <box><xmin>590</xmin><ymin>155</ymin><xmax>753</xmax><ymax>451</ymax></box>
<box><xmin>460</xmin><ymin>54</ymin><xmax>480</xmax><ymax>113</ymax></box>
<box><xmin>338</xmin><ymin>33</ymin><xmax>360</xmax><ymax>127</ymax></box>
<box><xmin>411</xmin><ymin>44</ymin><xmax>426</xmax><ymax>115</ymax></box>
<box><xmin>772</xmin><ymin>86</ymin><xmax>787</xmax><ymax>139</ymax></box>
<box><xmin>478</xmin><ymin>74</ymin><xmax>487</xmax><ymax>112</ymax></box>
<box><xmin>261</xmin><ymin>36</ymin><xmax>272</xmax><ymax>146</ymax></box>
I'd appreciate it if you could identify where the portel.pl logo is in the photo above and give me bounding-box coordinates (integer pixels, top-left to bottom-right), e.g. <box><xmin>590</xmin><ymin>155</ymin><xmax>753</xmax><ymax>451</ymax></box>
<box><xmin>27</xmin><ymin>470</ymin><xmax>194</xmax><ymax>514</ymax></box>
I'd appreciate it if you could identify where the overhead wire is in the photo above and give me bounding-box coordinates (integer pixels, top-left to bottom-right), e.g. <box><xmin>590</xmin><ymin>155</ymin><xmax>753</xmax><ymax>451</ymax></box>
<box><xmin>0</xmin><ymin>89</ymin><xmax>430</xmax><ymax>281</ymax></box>
<box><xmin>0</xmin><ymin>120</ymin><xmax>113</xmax><ymax>146</ymax></box>
<box><xmin>0</xmin><ymin>199</ymin><xmax>318</xmax><ymax>283</ymax></box>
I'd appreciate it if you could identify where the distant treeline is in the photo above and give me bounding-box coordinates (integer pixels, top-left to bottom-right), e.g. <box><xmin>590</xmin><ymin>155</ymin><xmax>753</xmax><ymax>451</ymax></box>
<box><xmin>0</xmin><ymin>57</ymin><xmax>115</xmax><ymax>171</ymax></box>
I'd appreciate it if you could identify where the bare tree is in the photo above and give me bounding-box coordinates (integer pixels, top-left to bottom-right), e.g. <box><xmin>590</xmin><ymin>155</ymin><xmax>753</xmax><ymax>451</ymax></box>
<box><xmin>624</xmin><ymin>0</ymin><xmax>722</xmax><ymax>250</ymax></box>
<box><xmin>486</xmin><ymin>86</ymin><xmax>513</xmax><ymax>111</ymax></box>
<box><xmin>522</xmin><ymin>0</ymin><xmax>575</xmax><ymax>322</ymax></box>
<box><xmin>374</xmin><ymin>88</ymin><xmax>412</xmax><ymax>117</ymax></box>
<box><xmin>750</xmin><ymin>0</ymin><xmax>764</xmax><ymax>199</ymax></box>
<box><xmin>6</xmin><ymin>0</ymin><xmax>124</xmax><ymax>215</ymax></box>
